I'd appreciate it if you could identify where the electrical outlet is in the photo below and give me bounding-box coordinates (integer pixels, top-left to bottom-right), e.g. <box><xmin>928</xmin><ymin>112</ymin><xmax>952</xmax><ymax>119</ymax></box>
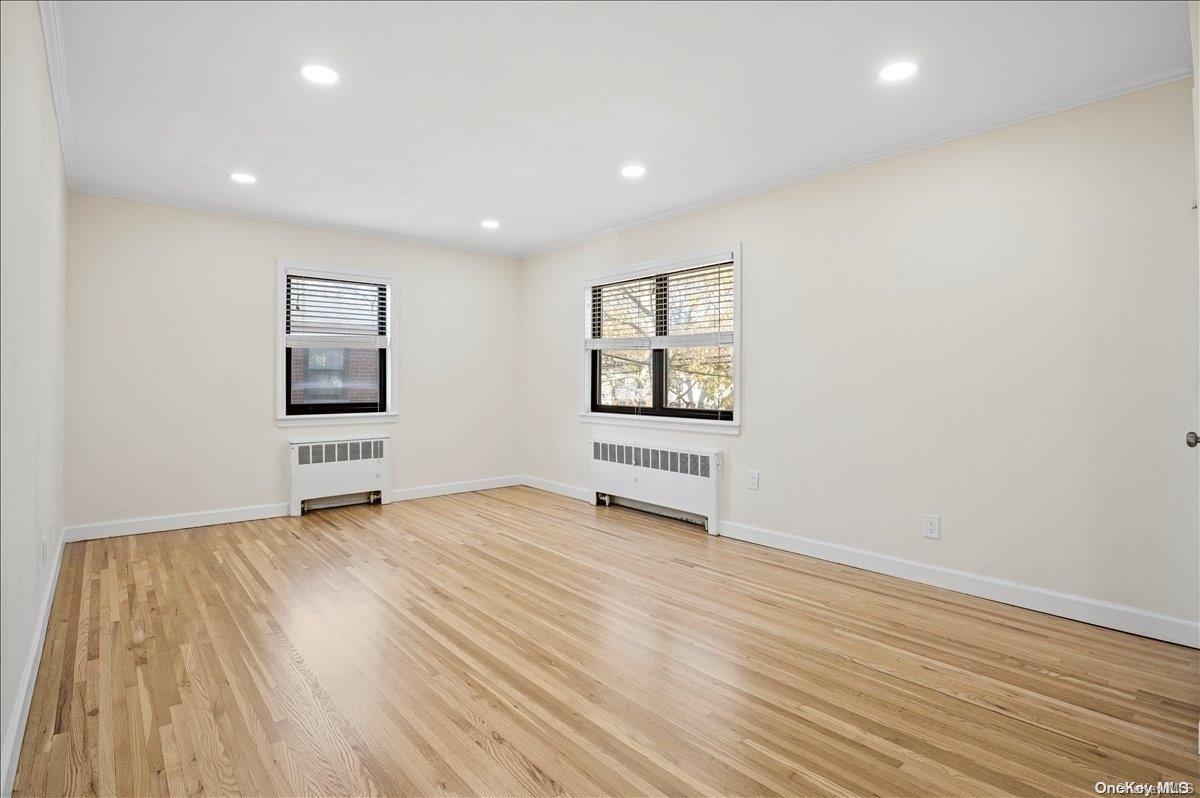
<box><xmin>536</xmin><ymin>450</ymin><xmax>544</xmax><ymax>465</ymax></box>
<box><xmin>747</xmin><ymin>470</ymin><xmax>760</xmax><ymax>490</ymax></box>
<box><xmin>923</xmin><ymin>514</ymin><xmax>940</xmax><ymax>540</ymax></box>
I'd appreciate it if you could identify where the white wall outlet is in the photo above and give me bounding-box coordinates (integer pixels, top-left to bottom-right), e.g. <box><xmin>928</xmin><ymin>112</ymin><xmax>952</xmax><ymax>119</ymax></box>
<box><xmin>536</xmin><ymin>450</ymin><xmax>544</xmax><ymax>465</ymax></box>
<box><xmin>923</xmin><ymin>514</ymin><xmax>940</xmax><ymax>540</ymax></box>
<box><xmin>747</xmin><ymin>470</ymin><xmax>760</xmax><ymax>490</ymax></box>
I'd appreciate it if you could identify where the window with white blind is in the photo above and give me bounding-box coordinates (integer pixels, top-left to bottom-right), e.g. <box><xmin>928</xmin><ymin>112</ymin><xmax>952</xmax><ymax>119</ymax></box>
<box><xmin>585</xmin><ymin>250</ymin><xmax>738</xmax><ymax>423</ymax></box>
<box><xmin>277</xmin><ymin>262</ymin><xmax>395</xmax><ymax>420</ymax></box>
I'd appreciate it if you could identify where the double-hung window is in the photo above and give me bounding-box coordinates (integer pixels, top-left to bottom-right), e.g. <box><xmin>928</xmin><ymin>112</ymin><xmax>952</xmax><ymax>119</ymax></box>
<box><xmin>279</xmin><ymin>262</ymin><xmax>394</xmax><ymax>419</ymax></box>
<box><xmin>586</xmin><ymin>252</ymin><xmax>737</xmax><ymax>423</ymax></box>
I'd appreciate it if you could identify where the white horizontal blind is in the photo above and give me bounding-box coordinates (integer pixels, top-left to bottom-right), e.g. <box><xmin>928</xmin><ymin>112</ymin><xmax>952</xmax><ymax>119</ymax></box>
<box><xmin>285</xmin><ymin>274</ymin><xmax>388</xmax><ymax>349</ymax></box>
<box><xmin>586</xmin><ymin>261</ymin><xmax>734</xmax><ymax>350</ymax></box>
<box><xmin>588</xmin><ymin>274</ymin><xmax>656</xmax><ymax>349</ymax></box>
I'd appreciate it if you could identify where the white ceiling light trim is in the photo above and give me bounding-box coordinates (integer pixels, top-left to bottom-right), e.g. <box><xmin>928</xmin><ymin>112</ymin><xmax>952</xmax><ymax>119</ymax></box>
<box><xmin>39</xmin><ymin>2</ymin><xmax>1193</xmax><ymax>258</ymax></box>
<box><xmin>620</xmin><ymin>163</ymin><xmax>647</xmax><ymax>179</ymax></box>
<box><xmin>518</xmin><ymin>65</ymin><xmax>1191</xmax><ymax>258</ymax></box>
<box><xmin>480</xmin><ymin>219</ymin><xmax>501</xmax><ymax>230</ymax></box>
<box><xmin>300</xmin><ymin>63</ymin><xmax>339</xmax><ymax>85</ymax></box>
<box><xmin>878</xmin><ymin>60</ymin><xmax>919</xmax><ymax>82</ymax></box>
<box><xmin>60</xmin><ymin>64</ymin><xmax>1194</xmax><ymax>263</ymax></box>
<box><xmin>228</xmin><ymin>172</ymin><xmax>257</xmax><ymax>184</ymax></box>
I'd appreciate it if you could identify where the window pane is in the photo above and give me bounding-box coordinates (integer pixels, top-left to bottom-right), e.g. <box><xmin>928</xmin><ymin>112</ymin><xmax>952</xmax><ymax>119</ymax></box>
<box><xmin>290</xmin><ymin>347</ymin><xmax>382</xmax><ymax>405</ymax></box>
<box><xmin>595</xmin><ymin>277</ymin><xmax>656</xmax><ymax>338</ymax></box>
<box><xmin>597</xmin><ymin>349</ymin><xmax>652</xmax><ymax>407</ymax></box>
<box><xmin>666</xmin><ymin>346</ymin><xmax>733</xmax><ymax>411</ymax></box>
<box><xmin>666</xmin><ymin>264</ymin><xmax>734</xmax><ymax>336</ymax></box>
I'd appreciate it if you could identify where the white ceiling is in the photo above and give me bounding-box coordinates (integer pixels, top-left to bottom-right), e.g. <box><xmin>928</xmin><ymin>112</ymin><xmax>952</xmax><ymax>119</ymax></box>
<box><xmin>45</xmin><ymin>1</ymin><xmax>1192</xmax><ymax>257</ymax></box>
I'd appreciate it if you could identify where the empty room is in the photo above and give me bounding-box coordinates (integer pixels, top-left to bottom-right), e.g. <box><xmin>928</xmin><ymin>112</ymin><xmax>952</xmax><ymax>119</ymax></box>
<box><xmin>2</xmin><ymin>1</ymin><xmax>1198</xmax><ymax>796</ymax></box>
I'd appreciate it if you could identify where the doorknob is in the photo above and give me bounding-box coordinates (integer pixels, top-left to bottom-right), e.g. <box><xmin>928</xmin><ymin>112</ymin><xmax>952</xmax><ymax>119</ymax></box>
<box><xmin>1188</xmin><ymin>431</ymin><xmax>1199</xmax><ymax>448</ymax></box>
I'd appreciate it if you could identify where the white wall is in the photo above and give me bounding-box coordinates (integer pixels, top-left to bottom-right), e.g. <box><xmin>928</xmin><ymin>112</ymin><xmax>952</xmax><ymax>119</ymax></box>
<box><xmin>65</xmin><ymin>194</ymin><xmax>521</xmax><ymax>528</ymax></box>
<box><xmin>1193</xmin><ymin>2</ymin><xmax>1199</xmax><ymax>251</ymax></box>
<box><xmin>0</xmin><ymin>0</ymin><xmax>68</xmax><ymax>790</ymax></box>
<box><xmin>520</xmin><ymin>79</ymin><xmax>1199</xmax><ymax>630</ymax></box>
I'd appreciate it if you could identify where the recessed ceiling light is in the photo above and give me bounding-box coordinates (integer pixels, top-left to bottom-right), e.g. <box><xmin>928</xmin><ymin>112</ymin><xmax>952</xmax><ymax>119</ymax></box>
<box><xmin>300</xmin><ymin>63</ymin><xmax>339</xmax><ymax>85</ymax></box>
<box><xmin>481</xmin><ymin>219</ymin><xmax>501</xmax><ymax>230</ymax></box>
<box><xmin>620</xmin><ymin>163</ymin><xmax>647</xmax><ymax>179</ymax></box>
<box><xmin>229</xmin><ymin>172</ymin><xmax>257</xmax><ymax>184</ymax></box>
<box><xmin>878</xmin><ymin>60</ymin><xmax>918</xmax><ymax>82</ymax></box>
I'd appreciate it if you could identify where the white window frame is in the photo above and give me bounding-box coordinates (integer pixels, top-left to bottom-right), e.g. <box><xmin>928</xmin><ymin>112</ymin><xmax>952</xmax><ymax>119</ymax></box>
<box><xmin>276</xmin><ymin>259</ymin><xmax>398</xmax><ymax>427</ymax></box>
<box><xmin>580</xmin><ymin>243</ymin><xmax>741</xmax><ymax>435</ymax></box>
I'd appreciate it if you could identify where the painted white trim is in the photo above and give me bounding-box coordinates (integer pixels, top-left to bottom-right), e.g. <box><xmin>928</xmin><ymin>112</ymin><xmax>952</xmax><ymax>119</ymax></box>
<box><xmin>37</xmin><ymin>0</ymin><xmax>1190</xmax><ymax>263</ymax></box>
<box><xmin>513</xmin><ymin>476</ymin><xmax>1198</xmax><ymax>648</ymax></box>
<box><xmin>277</xmin><ymin>259</ymin><xmax>399</xmax><ymax>284</ymax></box>
<box><xmin>389</xmin><ymin>475</ymin><xmax>523</xmax><ymax>502</ymax></box>
<box><xmin>580</xmin><ymin>248</ymin><xmax>737</xmax><ymax>289</ymax></box>
<box><xmin>61</xmin><ymin>477</ymin><xmax>531</xmax><ymax>543</ymax></box>
<box><xmin>64</xmin><ymin>503</ymin><xmax>289</xmax><ymax>542</ymax></box>
<box><xmin>44</xmin><ymin>21</ymin><xmax>1188</xmax><ymax>265</ymax></box>
<box><xmin>70</xmin><ymin>187</ymin><xmax>521</xmax><ymax>259</ymax></box>
<box><xmin>579</xmin><ymin>412</ymin><xmax>740</xmax><ymax>436</ymax></box>
<box><xmin>1</xmin><ymin>532</ymin><xmax>65</xmax><ymax>797</ymax></box>
<box><xmin>288</xmin><ymin>433</ymin><xmax>391</xmax><ymax>445</ymax></box>
<box><xmin>580</xmin><ymin>244</ymin><xmax>741</xmax><ymax>433</ymax></box>
<box><xmin>55</xmin><ymin>479</ymin><xmax>1200</xmax><ymax>651</ymax></box>
<box><xmin>276</xmin><ymin>260</ymin><xmax>399</xmax><ymax>424</ymax></box>
<box><xmin>276</xmin><ymin>411</ymin><xmax>398</xmax><ymax>428</ymax></box>
<box><xmin>37</xmin><ymin>1</ymin><xmax>76</xmax><ymax>187</ymax></box>
<box><xmin>720</xmin><ymin>520</ymin><xmax>1200</xmax><ymax>649</ymax></box>
<box><xmin>520</xmin><ymin>69</ymin><xmax>1194</xmax><ymax>259</ymax></box>
<box><xmin>519</xmin><ymin>475</ymin><xmax>595</xmax><ymax>503</ymax></box>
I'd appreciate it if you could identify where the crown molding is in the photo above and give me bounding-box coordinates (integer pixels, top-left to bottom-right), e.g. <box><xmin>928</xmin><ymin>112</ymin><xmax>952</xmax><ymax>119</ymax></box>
<box><xmin>70</xmin><ymin>186</ymin><xmax>523</xmax><ymax>259</ymax></box>
<box><xmin>39</xmin><ymin>1</ymin><xmax>518</xmax><ymax>260</ymax></box>
<box><xmin>1170</xmin><ymin>0</ymin><xmax>1193</xmax><ymax>66</ymax></box>
<box><xmin>34</xmin><ymin>0</ymin><xmax>1192</xmax><ymax>262</ymax></box>
<box><xmin>517</xmin><ymin>67</ymin><xmax>1192</xmax><ymax>259</ymax></box>
<box><xmin>38</xmin><ymin>0</ymin><xmax>77</xmax><ymax>187</ymax></box>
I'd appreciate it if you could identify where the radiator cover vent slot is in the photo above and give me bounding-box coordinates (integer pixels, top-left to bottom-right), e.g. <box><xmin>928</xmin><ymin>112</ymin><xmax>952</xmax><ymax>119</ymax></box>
<box><xmin>592</xmin><ymin>441</ymin><xmax>711</xmax><ymax>478</ymax></box>
<box><xmin>589</xmin><ymin>438</ymin><xmax>719</xmax><ymax>533</ymax></box>
<box><xmin>295</xmin><ymin>439</ymin><xmax>385</xmax><ymax>466</ymax></box>
<box><xmin>289</xmin><ymin>437</ymin><xmax>390</xmax><ymax>516</ymax></box>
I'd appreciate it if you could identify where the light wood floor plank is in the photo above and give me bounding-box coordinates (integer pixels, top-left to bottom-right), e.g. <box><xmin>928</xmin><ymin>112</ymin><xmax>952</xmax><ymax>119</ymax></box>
<box><xmin>14</xmin><ymin>486</ymin><xmax>1199</xmax><ymax>797</ymax></box>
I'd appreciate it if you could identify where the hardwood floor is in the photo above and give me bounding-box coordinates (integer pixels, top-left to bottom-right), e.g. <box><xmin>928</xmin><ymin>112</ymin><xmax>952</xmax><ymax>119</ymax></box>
<box><xmin>13</xmin><ymin>486</ymin><xmax>1199</xmax><ymax>797</ymax></box>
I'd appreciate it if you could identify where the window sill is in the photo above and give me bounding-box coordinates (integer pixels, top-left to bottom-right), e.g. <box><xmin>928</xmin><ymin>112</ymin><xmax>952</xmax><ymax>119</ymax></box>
<box><xmin>579</xmin><ymin>412</ymin><xmax>740</xmax><ymax>436</ymax></box>
<box><xmin>276</xmin><ymin>412</ymin><xmax>398</xmax><ymax>428</ymax></box>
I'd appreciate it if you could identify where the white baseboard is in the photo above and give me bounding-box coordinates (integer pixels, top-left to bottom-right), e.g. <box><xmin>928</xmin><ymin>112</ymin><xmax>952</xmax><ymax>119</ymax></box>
<box><xmin>720</xmin><ymin>520</ymin><xmax>1199</xmax><ymax>649</ymax></box>
<box><xmin>514</xmin><ymin>476</ymin><xmax>1198</xmax><ymax>648</ymax></box>
<box><xmin>61</xmin><ymin>477</ymin><xmax>528</xmax><ymax>544</ymax></box>
<box><xmin>2</xmin><ymin>533</ymin><xmax>65</xmax><ymax>797</ymax></box>
<box><xmin>63</xmin><ymin>503</ymin><xmax>289</xmax><ymax>542</ymax></box>
<box><xmin>519</xmin><ymin>475</ymin><xmax>594</xmax><ymax>502</ymax></box>
<box><xmin>388</xmin><ymin>475</ymin><xmax>523</xmax><ymax>502</ymax></box>
<box><xmin>58</xmin><ymin>479</ymin><xmax>1198</xmax><ymax>648</ymax></box>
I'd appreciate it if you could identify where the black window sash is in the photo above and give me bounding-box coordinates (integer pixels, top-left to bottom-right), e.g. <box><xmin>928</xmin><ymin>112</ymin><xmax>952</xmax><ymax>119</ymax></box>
<box><xmin>590</xmin><ymin>271</ymin><xmax>733</xmax><ymax>421</ymax></box>
<box><xmin>286</xmin><ymin>345</ymin><xmax>388</xmax><ymax>412</ymax></box>
<box><xmin>285</xmin><ymin>276</ymin><xmax>388</xmax><ymax>416</ymax></box>
<box><xmin>286</xmin><ymin>347</ymin><xmax>388</xmax><ymax>416</ymax></box>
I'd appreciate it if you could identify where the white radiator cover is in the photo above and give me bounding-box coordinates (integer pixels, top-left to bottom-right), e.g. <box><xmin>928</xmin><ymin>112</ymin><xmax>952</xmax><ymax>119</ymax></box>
<box><xmin>289</xmin><ymin>436</ymin><xmax>391</xmax><ymax>516</ymax></box>
<box><xmin>589</xmin><ymin>439</ymin><xmax>720</xmax><ymax>533</ymax></box>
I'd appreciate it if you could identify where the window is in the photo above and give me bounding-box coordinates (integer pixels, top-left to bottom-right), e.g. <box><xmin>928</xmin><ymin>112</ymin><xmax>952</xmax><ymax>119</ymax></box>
<box><xmin>278</xmin><ymin>263</ymin><xmax>393</xmax><ymax>419</ymax></box>
<box><xmin>586</xmin><ymin>255</ymin><xmax>736</xmax><ymax>422</ymax></box>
